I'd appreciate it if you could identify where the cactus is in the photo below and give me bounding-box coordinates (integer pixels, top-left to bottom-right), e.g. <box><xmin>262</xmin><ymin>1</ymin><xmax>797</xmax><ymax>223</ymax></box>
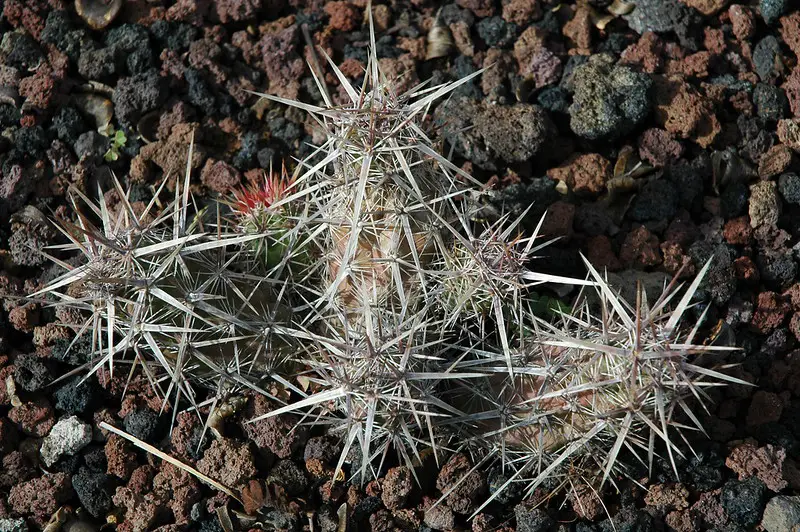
<box><xmin>32</xmin><ymin>15</ymin><xmax>740</xmax><ymax>512</ymax></box>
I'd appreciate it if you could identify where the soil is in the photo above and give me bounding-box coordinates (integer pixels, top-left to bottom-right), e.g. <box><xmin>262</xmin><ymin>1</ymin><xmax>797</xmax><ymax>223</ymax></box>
<box><xmin>1</xmin><ymin>0</ymin><xmax>800</xmax><ymax>531</ymax></box>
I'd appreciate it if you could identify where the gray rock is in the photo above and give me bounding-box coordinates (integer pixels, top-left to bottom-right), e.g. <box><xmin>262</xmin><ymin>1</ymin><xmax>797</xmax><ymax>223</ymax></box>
<box><xmin>40</xmin><ymin>415</ymin><xmax>93</xmax><ymax>467</ymax></box>
<box><xmin>437</xmin><ymin>98</ymin><xmax>554</xmax><ymax>170</ymax></box>
<box><xmin>0</xmin><ymin>518</ymin><xmax>28</xmax><ymax>532</ymax></box>
<box><xmin>763</xmin><ymin>495</ymin><xmax>800</xmax><ymax>532</ymax></box>
<box><xmin>760</xmin><ymin>0</ymin><xmax>788</xmax><ymax>25</ymax></box>
<box><xmin>624</xmin><ymin>0</ymin><xmax>702</xmax><ymax>50</ymax></box>
<box><xmin>568</xmin><ymin>54</ymin><xmax>651</xmax><ymax>141</ymax></box>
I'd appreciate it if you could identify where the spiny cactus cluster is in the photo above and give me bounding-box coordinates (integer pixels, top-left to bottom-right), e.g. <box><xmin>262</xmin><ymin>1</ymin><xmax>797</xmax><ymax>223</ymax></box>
<box><xmin>34</xmin><ymin>22</ymin><xmax>742</xmax><ymax>509</ymax></box>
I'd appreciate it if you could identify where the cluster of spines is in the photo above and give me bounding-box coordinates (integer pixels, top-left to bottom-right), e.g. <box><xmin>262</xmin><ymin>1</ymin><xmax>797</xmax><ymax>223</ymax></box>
<box><xmin>32</xmin><ymin>16</ymin><xmax>743</xmax><ymax>513</ymax></box>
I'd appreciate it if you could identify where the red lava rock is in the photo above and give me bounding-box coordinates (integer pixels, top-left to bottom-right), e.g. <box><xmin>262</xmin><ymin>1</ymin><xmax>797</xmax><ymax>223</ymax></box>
<box><xmin>620</xmin><ymin>226</ymin><xmax>662</xmax><ymax>268</ymax></box>
<box><xmin>621</xmin><ymin>32</ymin><xmax>664</xmax><ymax>74</ymax></box>
<box><xmin>747</xmin><ymin>391</ymin><xmax>784</xmax><ymax>427</ymax></box>
<box><xmin>570</xmin><ymin>484</ymin><xmax>604</xmax><ymax>520</ymax></box>
<box><xmin>704</xmin><ymin>27</ymin><xmax>726</xmax><ymax>55</ymax></box>
<box><xmin>378</xmin><ymin>54</ymin><xmax>418</xmax><ymax>95</ymax></box>
<box><xmin>729</xmin><ymin>4</ymin><xmax>755</xmax><ymax>41</ymax></box>
<box><xmin>546</xmin><ymin>153</ymin><xmax>611</xmax><ymax>197</ymax></box>
<box><xmin>8</xmin><ymin>472</ymin><xmax>71</xmax><ymax>523</ymax></box>
<box><xmin>752</xmin><ymin>292</ymin><xmax>791</xmax><ymax>333</ymax></box>
<box><xmin>2</xmin><ymin>0</ymin><xmax>49</xmax><ymax>38</ymax></box>
<box><xmin>679</xmin><ymin>0</ymin><xmax>728</xmax><ymax>15</ymax></box>
<box><xmin>783</xmin><ymin>66</ymin><xmax>800</xmax><ymax>117</ymax></box>
<box><xmin>660</xmin><ymin>241</ymin><xmax>694</xmax><ymax>278</ymax></box>
<box><xmin>0</xmin><ymin>450</ymin><xmax>36</xmax><ymax>490</ymax></box>
<box><xmin>502</xmin><ymin>0</ymin><xmax>541</xmax><ymax>25</ymax></box>
<box><xmin>258</xmin><ymin>23</ymin><xmax>305</xmax><ymax>99</ymax></box>
<box><xmin>422</xmin><ymin>495</ymin><xmax>456</xmax><ymax>530</ymax></box>
<box><xmin>132</xmin><ymin>123</ymin><xmax>205</xmax><ymax>184</ymax></box>
<box><xmin>779</xmin><ymin>12</ymin><xmax>800</xmax><ymax>61</ymax></box>
<box><xmin>200</xmin><ymin>159</ymin><xmax>241</xmax><ymax>194</ymax></box>
<box><xmin>106</xmin><ymin>434</ymin><xmax>138</xmax><ymax>480</ymax></box>
<box><xmin>653</xmin><ymin>77</ymin><xmax>721</xmax><ymax>148</ymax></box>
<box><xmin>8</xmin><ymin>397</ymin><xmax>55</xmax><ymax>437</ymax></box>
<box><xmin>241</xmin><ymin>393</ymin><xmax>307</xmax><ymax>459</ymax></box>
<box><xmin>324</xmin><ymin>1</ymin><xmax>360</xmax><ymax>32</ymax></box>
<box><xmin>381</xmin><ymin>466</ymin><xmax>413</xmax><ymax>510</ymax></box>
<box><xmin>153</xmin><ymin>462</ymin><xmax>202</xmax><ymax>524</ymax></box>
<box><xmin>113</xmin><ymin>465</ymin><xmax>170</xmax><ymax>532</ymax></box>
<box><xmin>197</xmin><ymin>438</ymin><xmax>257</xmax><ymax>489</ymax></box>
<box><xmin>8</xmin><ymin>303</ymin><xmax>38</xmax><ymax>333</ymax></box>
<box><xmin>213</xmin><ymin>0</ymin><xmax>263</xmax><ymax>23</ymax></box>
<box><xmin>759</xmin><ymin>144</ymin><xmax>794</xmax><ymax>179</ymax></box>
<box><xmin>665</xmin><ymin>509</ymin><xmax>699</xmax><ymax>532</ymax></box>
<box><xmin>690</xmin><ymin>489</ymin><xmax>730</xmax><ymax>529</ymax></box>
<box><xmin>645</xmin><ymin>483</ymin><xmax>690</xmax><ymax>512</ymax></box>
<box><xmin>19</xmin><ymin>66</ymin><xmax>57</xmax><ymax>110</ymax></box>
<box><xmin>724</xmin><ymin>216</ymin><xmax>754</xmax><ymax>245</ymax></box>
<box><xmin>165</xmin><ymin>0</ymin><xmax>211</xmax><ymax>24</ymax></box>
<box><xmin>456</xmin><ymin>0</ymin><xmax>495</xmax><ymax>17</ymax></box>
<box><xmin>32</xmin><ymin>322</ymin><xmax>70</xmax><ymax>347</ymax></box>
<box><xmin>435</xmin><ymin>453</ymin><xmax>486</xmax><ymax>515</ymax></box>
<box><xmin>540</xmin><ymin>201</ymin><xmax>575</xmax><ymax>240</ymax></box>
<box><xmin>585</xmin><ymin>235</ymin><xmax>622</xmax><ymax>272</ymax></box>
<box><xmin>726</xmin><ymin>440</ymin><xmax>788</xmax><ymax>492</ymax></box>
<box><xmin>733</xmin><ymin>256</ymin><xmax>760</xmax><ymax>283</ymax></box>
<box><xmin>563</xmin><ymin>4</ymin><xmax>592</xmax><ymax>54</ymax></box>
<box><xmin>638</xmin><ymin>128</ymin><xmax>684</xmax><ymax>166</ymax></box>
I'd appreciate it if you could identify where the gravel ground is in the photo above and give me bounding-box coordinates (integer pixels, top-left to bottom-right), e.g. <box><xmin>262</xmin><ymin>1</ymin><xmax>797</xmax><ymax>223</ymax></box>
<box><xmin>2</xmin><ymin>0</ymin><xmax>800</xmax><ymax>530</ymax></box>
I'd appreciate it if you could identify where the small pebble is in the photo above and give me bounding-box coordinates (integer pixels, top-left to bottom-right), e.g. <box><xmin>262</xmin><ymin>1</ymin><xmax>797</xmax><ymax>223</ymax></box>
<box><xmin>40</xmin><ymin>416</ymin><xmax>93</xmax><ymax>467</ymax></box>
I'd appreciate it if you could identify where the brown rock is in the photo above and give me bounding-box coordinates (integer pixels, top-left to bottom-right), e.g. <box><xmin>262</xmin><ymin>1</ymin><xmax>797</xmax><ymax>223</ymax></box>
<box><xmin>778</xmin><ymin>119</ymin><xmax>800</xmax><ymax>151</ymax></box>
<box><xmin>620</xmin><ymin>32</ymin><xmax>664</xmax><ymax>74</ymax></box>
<box><xmin>570</xmin><ymin>484</ymin><xmax>604</xmax><ymax>520</ymax></box>
<box><xmin>563</xmin><ymin>5</ymin><xmax>592</xmax><ymax>54</ymax></box>
<box><xmin>8</xmin><ymin>472</ymin><xmax>71</xmax><ymax>523</ymax></box>
<box><xmin>729</xmin><ymin>5</ymin><xmax>755</xmax><ymax>41</ymax></box>
<box><xmin>645</xmin><ymin>483</ymin><xmax>690</xmax><ymax>512</ymax></box>
<box><xmin>751</xmin><ymin>291</ymin><xmax>790</xmax><ymax>333</ymax></box>
<box><xmin>450</xmin><ymin>21</ymin><xmax>474</xmax><ymax>57</ymax></box>
<box><xmin>661</xmin><ymin>241</ymin><xmax>694</xmax><ymax>278</ymax></box>
<box><xmin>585</xmin><ymin>235</ymin><xmax>622</xmax><ymax>272</ymax></box>
<box><xmin>8</xmin><ymin>397</ymin><xmax>54</xmax><ymax>437</ymax></box>
<box><xmin>620</xmin><ymin>226</ymin><xmax>662</xmax><ymax>268</ymax></box>
<box><xmin>241</xmin><ymin>393</ymin><xmax>307</xmax><ymax>459</ymax></box>
<box><xmin>381</xmin><ymin>466</ymin><xmax>413</xmax><ymax>510</ymax></box>
<box><xmin>200</xmin><ymin>159</ymin><xmax>241</xmax><ymax>194</ymax></box>
<box><xmin>197</xmin><ymin>438</ymin><xmax>257</xmax><ymax>489</ymax></box>
<box><xmin>733</xmin><ymin>256</ymin><xmax>759</xmax><ymax>283</ymax></box>
<box><xmin>540</xmin><ymin>201</ymin><xmax>575</xmax><ymax>240</ymax></box>
<box><xmin>522</xmin><ymin>49</ymin><xmax>562</xmax><ymax>89</ymax></box>
<box><xmin>456</xmin><ymin>0</ymin><xmax>495</xmax><ymax>17</ymax></box>
<box><xmin>153</xmin><ymin>462</ymin><xmax>202</xmax><ymax>524</ymax></box>
<box><xmin>679</xmin><ymin>0</ymin><xmax>728</xmax><ymax>15</ymax></box>
<box><xmin>324</xmin><ymin>1</ymin><xmax>360</xmax><ymax>32</ymax></box>
<box><xmin>726</xmin><ymin>440</ymin><xmax>788</xmax><ymax>492</ymax></box>
<box><xmin>502</xmin><ymin>0</ymin><xmax>541</xmax><ymax>26</ymax></box>
<box><xmin>258</xmin><ymin>23</ymin><xmax>305</xmax><ymax>99</ymax></box>
<box><xmin>749</xmin><ymin>180</ymin><xmax>782</xmax><ymax>228</ymax></box>
<box><xmin>513</xmin><ymin>26</ymin><xmax>547</xmax><ymax>73</ymax></box>
<box><xmin>747</xmin><ymin>391</ymin><xmax>784</xmax><ymax>427</ymax></box>
<box><xmin>653</xmin><ymin>77</ymin><xmax>721</xmax><ymax>148</ymax></box>
<box><xmin>482</xmin><ymin>48</ymin><xmax>514</xmax><ymax>96</ymax></box>
<box><xmin>546</xmin><ymin>153</ymin><xmax>611</xmax><ymax>196</ymax></box>
<box><xmin>780</xmin><ymin>11</ymin><xmax>800</xmax><ymax>60</ymax></box>
<box><xmin>106</xmin><ymin>434</ymin><xmax>137</xmax><ymax>480</ymax></box>
<box><xmin>758</xmin><ymin>144</ymin><xmax>794</xmax><ymax>179</ymax></box>
<box><xmin>638</xmin><ymin>128</ymin><xmax>684</xmax><ymax>166</ymax></box>
<box><xmin>783</xmin><ymin>66</ymin><xmax>800</xmax><ymax>117</ymax></box>
<box><xmin>436</xmin><ymin>453</ymin><xmax>486</xmax><ymax>515</ymax></box>
<box><xmin>723</xmin><ymin>216</ymin><xmax>754</xmax><ymax>245</ymax></box>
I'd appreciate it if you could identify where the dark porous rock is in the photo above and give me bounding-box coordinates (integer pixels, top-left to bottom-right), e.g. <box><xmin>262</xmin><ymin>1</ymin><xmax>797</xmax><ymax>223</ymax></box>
<box><xmin>476</xmin><ymin>16</ymin><xmax>517</xmax><ymax>48</ymax></box>
<box><xmin>753</xmin><ymin>36</ymin><xmax>784</xmax><ymax>83</ymax></box>
<box><xmin>721</xmin><ymin>477</ymin><xmax>767</xmax><ymax>528</ymax></box>
<box><xmin>628</xmin><ymin>179</ymin><xmax>679</xmax><ymax>222</ymax></box>
<box><xmin>568</xmin><ymin>54</ymin><xmax>651</xmax><ymax>141</ymax></box>
<box><xmin>54</xmin><ymin>375</ymin><xmax>101</xmax><ymax>416</ymax></box>
<box><xmin>267</xmin><ymin>460</ymin><xmax>308</xmax><ymax>497</ymax></box>
<box><xmin>779</xmin><ymin>172</ymin><xmax>800</xmax><ymax>205</ymax></box>
<box><xmin>112</xmin><ymin>69</ymin><xmax>168</xmax><ymax>126</ymax></box>
<box><xmin>123</xmin><ymin>408</ymin><xmax>162</xmax><ymax>444</ymax></box>
<box><xmin>72</xmin><ymin>466</ymin><xmax>113</xmax><ymax>518</ymax></box>
<box><xmin>760</xmin><ymin>0</ymin><xmax>788</xmax><ymax>25</ymax></box>
<box><xmin>754</xmin><ymin>84</ymin><xmax>789</xmax><ymax>121</ymax></box>
<box><xmin>514</xmin><ymin>504</ymin><xmax>555</xmax><ymax>532</ymax></box>
<box><xmin>14</xmin><ymin>354</ymin><xmax>51</xmax><ymax>392</ymax></box>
